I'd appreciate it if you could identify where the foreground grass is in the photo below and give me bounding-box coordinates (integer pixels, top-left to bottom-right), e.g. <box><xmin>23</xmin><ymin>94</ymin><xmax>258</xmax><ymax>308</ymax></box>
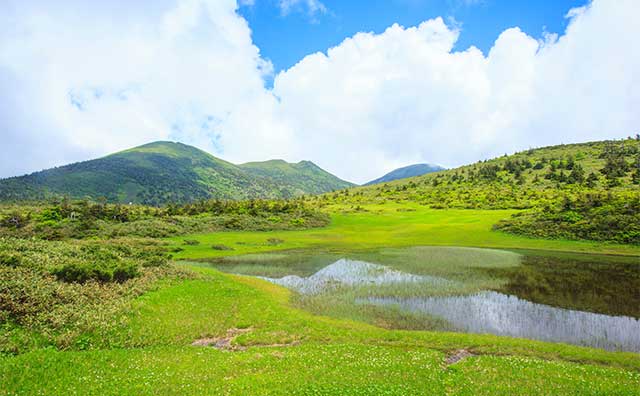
<box><xmin>2</xmin><ymin>266</ymin><xmax>638</xmax><ymax>395</ymax></box>
<box><xmin>3</xmin><ymin>345</ymin><xmax>638</xmax><ymax>396</ymax></box>
<box><xmin>169</xmin><ymin>204</ymin><xmax>640</xmax><ymax>260</ymax></box>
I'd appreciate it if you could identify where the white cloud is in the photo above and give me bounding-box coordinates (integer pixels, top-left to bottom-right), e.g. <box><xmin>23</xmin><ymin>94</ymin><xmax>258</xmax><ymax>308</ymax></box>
<box><xmin>271</xmin><ymin>0</ymin><xmax>640</xmax><ymax>182</ymax></box>
<box><xmin>0</xmin><ymin>0</ymin><xmax>639</xmax><ymax>184</ymax></box>
<box><xmin>278</xmin><ymin>0</ymin><xmax>327</xmax><ymax>17</ymax></box>
<box><xmin>0</xmin><ymin>0</ymin><xmax>291</xmax><ymax>178</ymax></box>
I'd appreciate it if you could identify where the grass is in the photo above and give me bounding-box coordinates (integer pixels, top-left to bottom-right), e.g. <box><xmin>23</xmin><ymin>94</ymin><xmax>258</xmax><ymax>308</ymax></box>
<box><xmin>169</xmin><ymin>204</ymin><xmax>640</xmax><ymax>259</ymax></box>
<box><xmin>2</xmin><ymin>203</ymin><xmax>639</xmax><ymax>394</ymax></box>
<box><xmin>1</xmin><ymin>266</ymin><xmax>640</xmax><ymax>395</ymax></box>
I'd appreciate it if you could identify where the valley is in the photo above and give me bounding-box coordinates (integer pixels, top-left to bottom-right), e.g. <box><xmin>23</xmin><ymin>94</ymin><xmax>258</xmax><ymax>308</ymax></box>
<box><xmin>1</xmin><ymin>138</ymin><xmax>639</xmax><ymax>395</ymax></box>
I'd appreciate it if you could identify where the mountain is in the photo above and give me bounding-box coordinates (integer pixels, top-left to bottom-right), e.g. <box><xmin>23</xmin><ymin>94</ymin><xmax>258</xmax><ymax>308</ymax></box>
<box><xmin>365</xmin><ymin>163</ymin><xmax>445</xmax><ymax>185</ymax></box>
<box><xmin>325</xmin><ymin>138</ymin><xmax>640</xmax><ymax>245</ymax></box>
<box><xmin>0</xmin><ymin>141</ymin><xmax>353</xmax><ymax>205</ymax></box>
<box><xmin>239</xmin><ymin>159</ymin><xmax>353</xmax><ymax>196</ymax></box>
<box><xmin>350</xmin><ymin>139</ymin><xmax>640</xmax><ymax>203</ymax></box>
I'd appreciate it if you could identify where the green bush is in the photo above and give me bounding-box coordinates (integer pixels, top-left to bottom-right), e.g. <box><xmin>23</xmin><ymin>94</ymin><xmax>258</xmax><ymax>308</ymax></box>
<box><xmin>211</xmin><ymin>244</ymin><xmax>233</xmax><ymax>251</ymax></box>
<box><xmin>290</xmin><ymin>218</ymin><xmax>306</xmax><ymax>226</ymax></box>
<box><xmin>0</xmin><ymin>253</ymin><xmax>21</xmax><ymax>267</ymax></box>
<box><xmin>53</xmin><ymin>262</ymin><xmax>116</xmax><ymax>283</ymax></box>
<box><xmin>112</xmin><ymin>262</ymin><xmax>140</xmax><ymax>282</ymax></box>
<box><xmin>0</xmin><ymin>237</ymin><xmax>186</xmax><ymax>354</ymax></box>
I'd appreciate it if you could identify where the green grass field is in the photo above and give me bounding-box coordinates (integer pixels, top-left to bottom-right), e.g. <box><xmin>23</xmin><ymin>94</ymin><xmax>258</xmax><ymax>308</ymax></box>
<box><xmin>2</xmin><ymin>205</ymin><xmax>640</xmax><ymax>395</ymax></box>
<box><xmin>2</xmin><ymin>268</ymin><xmax>639</xmax><ymax>395</ymax></box>
<box><xmin>169</xmin><ymin>204</ymin><xmax>640</xmax><ymax>258</ymax></box>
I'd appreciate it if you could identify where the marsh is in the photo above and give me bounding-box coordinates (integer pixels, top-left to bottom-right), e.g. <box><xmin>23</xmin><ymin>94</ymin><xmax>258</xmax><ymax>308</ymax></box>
<box><xmin>206</xmin><ymin>246</ymin><xmax>640</xmax><ymax>351</ymax></box>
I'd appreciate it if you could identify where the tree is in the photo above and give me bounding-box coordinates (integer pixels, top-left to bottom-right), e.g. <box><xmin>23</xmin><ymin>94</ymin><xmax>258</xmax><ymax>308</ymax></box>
<box><xmin>567</xmin><ymin>164</ymin><xmax>585</xmax><ymax>184</ymax></box>
<box><xmin>600</xmin><ymin>143</ymin><xmax>629</xmax><ymax>187</ymax></box>
<box><xmin>632</xmin><ymin>154</ymin><xmax>640</xmax><ymax>185</ymax></box>
<box><xmin>566</xmin><ymin>156</ymin><xmax>575</xmax><ymax>170</ymax></box>
<box><xmin>585</xmin><ymin>172</ymin><xmax>599</xmax><ymax>188</ymax></box>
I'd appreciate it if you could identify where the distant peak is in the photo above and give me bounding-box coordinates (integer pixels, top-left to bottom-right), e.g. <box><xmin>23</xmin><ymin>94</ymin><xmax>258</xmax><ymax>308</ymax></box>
<box><xmin>365</xmin><ymin>163</ymin><xmax>445</xmax><ymax>185</ymax></box>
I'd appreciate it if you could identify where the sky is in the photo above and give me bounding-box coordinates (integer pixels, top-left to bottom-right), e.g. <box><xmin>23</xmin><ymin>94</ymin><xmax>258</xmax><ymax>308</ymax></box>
<box><xmin>1</xmin><ymin>0</ymin><xmax>639</xmax><ymax>184</ymax></box>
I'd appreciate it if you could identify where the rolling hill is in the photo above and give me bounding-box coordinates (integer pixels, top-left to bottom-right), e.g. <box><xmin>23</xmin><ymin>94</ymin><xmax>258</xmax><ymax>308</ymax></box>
<box><xmin>365</xmin><ymin>163</ymin><xmax>445</xmax><ymax>185</ymax></box>
<box><xmin>0</xmin><ymin>141</ymin><xmax>353</xmax><ymax>205</ymax></box>
<box><xmin>239</xmin><ymin>159</ymin><xmax>354</xmax><ymax>195</ymax></box>
<box><xmin>320</xmin><ymin>138</ymin><xmax>640</xmax><ymax>244</ymax></box>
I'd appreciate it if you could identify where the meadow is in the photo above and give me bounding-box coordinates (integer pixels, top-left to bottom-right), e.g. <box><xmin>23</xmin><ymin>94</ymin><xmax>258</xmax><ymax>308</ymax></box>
<box><xmin>2</xmin><ymin>267</ymin><xmax>639</xmax><ymax>395</ymax></box>
<box><xmin>168</xmin><ymin>203</ymin><xmax>640</xmax><ymax>258</ymax></box>
<box><xmin>1</xmin><ymin>138</ymin><xmax>639</xmax><ymax>394</ymax></box>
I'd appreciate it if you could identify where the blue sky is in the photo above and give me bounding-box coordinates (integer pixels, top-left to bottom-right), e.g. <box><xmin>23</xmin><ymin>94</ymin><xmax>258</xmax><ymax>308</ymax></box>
<box><xmin>241</xmin><ymin>0</ymin><xmax>586</xmax><ymax>75</ymax></box>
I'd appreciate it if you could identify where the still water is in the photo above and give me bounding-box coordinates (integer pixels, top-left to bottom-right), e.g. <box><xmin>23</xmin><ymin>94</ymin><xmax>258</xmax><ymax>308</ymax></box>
<box><xmin>209</xmin><ymin>247</ymin><xmax>640</xmax><ymax>352</ymax></box>
<box><xmin>363</xmin><ymin>292</ymin><xmax>640</xmax><ymax>352</ymax></box>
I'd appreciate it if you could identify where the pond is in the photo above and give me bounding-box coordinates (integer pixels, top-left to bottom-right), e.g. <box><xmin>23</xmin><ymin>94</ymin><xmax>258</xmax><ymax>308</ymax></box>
<box><xmin>202</xmin><ymin>246</ymin><xmax>640</xmax><ymax>352</ymax></box>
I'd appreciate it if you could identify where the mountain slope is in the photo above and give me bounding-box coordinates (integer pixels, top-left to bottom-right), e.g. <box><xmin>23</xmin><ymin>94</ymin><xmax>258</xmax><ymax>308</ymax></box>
<box><xmin>365</xmin><ymin>163</ymin><xmax>444</xmax><ymax>185</ymax></box>
<box><xmin>0</xmin><ymin>142</ymin><xmax>350</xmax><ymax>205</ymax></box>
<box><xmin>337</xmin><ymin>139</ymin><xmax>640</xmax><ymax>204</ymax></box>
<box><xmin>239</xmin><ymin>159</ymin><xmax>354</xmax><ymax>195</ymax></box>
<box><xmin>318</xmin><ymin>138</ymin><xmax>640</xmax><ymax>244</ymax></box>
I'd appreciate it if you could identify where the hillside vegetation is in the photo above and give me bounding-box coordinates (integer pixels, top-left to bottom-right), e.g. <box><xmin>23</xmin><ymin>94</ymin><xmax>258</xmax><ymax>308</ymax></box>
<box><xmin>239</xmin><ymin>159</ymin><xmax>353</xmax><ymax>195</ymax></box>
<box><xmin>0</xmin><ymin>142</ymin><xmax>353</xmax><ymax>205</ymax></box>
<box><xmin>314</xmin><ymin>138</ymin><xmax>640</xmax><ymax>244</ymax></box>
<box><xmin>1</xmin><ymin>139</ymin><xmax>639</xmax><ymax>394</ymax></box>
<box><xmin>0</xmin><ymin>198</ymin><xmax>328</xmax><ymax>240</ymax></box>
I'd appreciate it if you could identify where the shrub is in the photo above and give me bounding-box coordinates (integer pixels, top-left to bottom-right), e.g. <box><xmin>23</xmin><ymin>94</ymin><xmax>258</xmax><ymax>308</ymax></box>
<box><xmin>266</xmin><ymin>238</ymin><xmax>285</xmax><ymax>246</ymax></box>
<box><xmin>182</xmin><ymin>239</ymin><xmax>200</xmax><ymax>246</ymax></box>
<box><xmin>52</xmin><ymin>262</ymin><xmax>117</xmax><ymax>283</ymax></box>
<box><xmin>51</xmin><ymin>261</ymin><xmax>143</xmax><ymax>284</ymax></box>
<box><xmin>0</xmin><ymin>253</ymin><xmax>21</xmax><ymax>268</ymax></box>
<box><xmin>0</xmin><ymin>212</ymin><xmax>28</xmax><ymax>229</ymax></box>
<box><xmin>0</xmin><ymin>237</ymin><xmax>186</xmax><ymax>354</ymax></box>
<box><xmin>112</xmin><ymin>262</ymin><xmax>140</xmax><ymax>282</ymax></box>
<box><xmin>211</xmin><ymin>244</ymin><xmax>233</xmax><ymax>251</ymax></box>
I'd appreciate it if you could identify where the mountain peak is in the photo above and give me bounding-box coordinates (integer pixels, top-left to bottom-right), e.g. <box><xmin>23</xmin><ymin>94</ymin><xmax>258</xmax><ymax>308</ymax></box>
<box><xmin>0</xmin><ymin>141</ymin><xmax>352</xmax><ymax>205</ymax></box>
<box><xmin>365</xmin><ymin>163</ymin><xmax>445</xmax><ymax>185</ymax></box>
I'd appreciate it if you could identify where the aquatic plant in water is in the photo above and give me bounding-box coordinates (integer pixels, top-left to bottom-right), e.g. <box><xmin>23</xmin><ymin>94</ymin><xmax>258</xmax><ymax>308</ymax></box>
<box><xmin>363</xmin><ymin>291</ymin><xmax>640</xmax><ymax>352</ymax></box>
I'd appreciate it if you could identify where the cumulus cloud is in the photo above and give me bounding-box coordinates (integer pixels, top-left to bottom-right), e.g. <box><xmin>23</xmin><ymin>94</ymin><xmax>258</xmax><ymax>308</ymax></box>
<box><xmin>272</xmin><ymin>0</ymin><xmax>640</xmax><ymax>182</ymax></box>
<box><xmin>0</xmin><ymin>0</ymin><xmax>638</xmax><ymax>184</ymax></box>
<box><xmin>0</xmin><ymin>0</ymin><xmax>292</xmax><ymax>178</ymax></box>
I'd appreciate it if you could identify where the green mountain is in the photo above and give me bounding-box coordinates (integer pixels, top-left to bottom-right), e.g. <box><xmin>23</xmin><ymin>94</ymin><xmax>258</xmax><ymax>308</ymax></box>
<box><xmin>0</xmin><ymin>141</ymin><xmax>353</xmax><ymax>205</ymax></box>
<box><xmin>239</xmin><ymin>159</ymin><xmax>354</xmax><ymax>195</ymax></box>
<box><xmin>344</xmin><ymin>139</ymin><xmax>640</xmax><ymax>203</ymax></box>
<box><xmin>364</xmin><ymin>163</ymin><xmax>445</xmax><ymax>185</ymax></box>
<box><xmin>322</xmin><ymin>138</ymin><xmax>640</xmax><ymax>244</ymax></box>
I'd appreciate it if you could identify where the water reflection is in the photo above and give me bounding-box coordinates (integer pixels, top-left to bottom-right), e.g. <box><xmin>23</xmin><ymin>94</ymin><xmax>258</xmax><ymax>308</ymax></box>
<box><xmin>230</xmin><ymin>250</ymin><xmax>640</xmax><ymax>352</ymax></box>
<box><xmin>260</xmin><ymin>258</ymin><xmax>452</xmax><ymax>295</ymax></box>
<box><xmin>363</xmin><ymin>292</ymin><xmax>640</xmax><ymax>352</ymax></box>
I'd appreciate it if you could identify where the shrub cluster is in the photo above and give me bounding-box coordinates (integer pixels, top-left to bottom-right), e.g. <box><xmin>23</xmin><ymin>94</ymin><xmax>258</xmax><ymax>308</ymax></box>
<box><xmin>494</xmin><ymin>192</ymin><xmax>640</xmax><ymax>244</ymax></box>
<box><xmin>0</xmin><ymin>237</ymin><xmax>181</xmax><ymax>354</ymax></box>
<box><xmin>0</xmin><ymin>198</ymin><xmax>330</xmax><ymax>240</ymax></box>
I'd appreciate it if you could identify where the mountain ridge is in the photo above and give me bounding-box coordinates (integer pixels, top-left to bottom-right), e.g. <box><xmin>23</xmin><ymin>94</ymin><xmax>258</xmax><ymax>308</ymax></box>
<box><xmin>0</xmin><ymin>141</ymin><xmax>353</xmax><ymax>205</ymax></box>
<box><xmin>365</xmin><ymin>163</ymin><xmax>445</xmax><ymax>185</ymax></box>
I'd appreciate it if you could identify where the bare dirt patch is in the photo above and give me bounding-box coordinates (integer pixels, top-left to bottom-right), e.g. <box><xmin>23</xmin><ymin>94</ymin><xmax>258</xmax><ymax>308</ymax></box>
<box><xmin>192</xmin><ymin>328</ymin><xmax>252</xmax><ymax>351</ymax></box>
<box><xmin>444</xmin><ymin>349</ymin><xmax>475</xmax><ymax>365</ymax></box>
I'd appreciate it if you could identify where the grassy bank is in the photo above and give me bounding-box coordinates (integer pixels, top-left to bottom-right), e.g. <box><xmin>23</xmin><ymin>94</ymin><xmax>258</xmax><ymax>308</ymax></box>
<box><xmin>169</xmin><ymin>204</ymin><xmax>640</xmax><ymax>259</ymax></box>
<box><xmin>1</xmin><ymin>266</ymin><xmax>639</xmax><ymax>395</ymax></box>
